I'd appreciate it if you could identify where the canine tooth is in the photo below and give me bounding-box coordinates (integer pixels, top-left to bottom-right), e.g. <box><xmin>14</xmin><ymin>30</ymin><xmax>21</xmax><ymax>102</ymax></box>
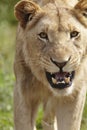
<box><xmin>52</xmin><ymin>77</ymin><xmax>57</xmax><ymax>84</ymax></box>
<box><xmin>64</xmin><ymin>77</ymin><xmax>70</xmax><ymax>83</ymax></box>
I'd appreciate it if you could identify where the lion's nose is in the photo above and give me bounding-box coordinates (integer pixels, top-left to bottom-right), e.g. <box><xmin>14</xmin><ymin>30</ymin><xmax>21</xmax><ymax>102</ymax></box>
<box><xmin>50</xmin><ymin>57</ymin><xmax>70</xmax><ymax>69</ymax></box>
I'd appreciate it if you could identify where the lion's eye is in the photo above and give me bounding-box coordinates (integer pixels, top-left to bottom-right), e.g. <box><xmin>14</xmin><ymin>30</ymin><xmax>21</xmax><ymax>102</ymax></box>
<box><xmin>38</xmin><ymin>32</ymin><xmax>48</xmax><ymax>40</ymax></box>
<box><xmin>70</xmin><ymin>31</ymin><xmax>79</xmax><ymax>39</ymax></box>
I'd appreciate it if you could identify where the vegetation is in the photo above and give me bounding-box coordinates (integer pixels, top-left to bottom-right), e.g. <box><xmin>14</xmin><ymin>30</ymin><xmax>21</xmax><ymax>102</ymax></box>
<box><xmin>0</xmin><ymin>0</ymin><xmax>19</xmax><ymax>25</ymax></box>
<box><xmin>0</xmin><ymin>0</ymin><xmax>87</xmax><ymax>130</ymax></box>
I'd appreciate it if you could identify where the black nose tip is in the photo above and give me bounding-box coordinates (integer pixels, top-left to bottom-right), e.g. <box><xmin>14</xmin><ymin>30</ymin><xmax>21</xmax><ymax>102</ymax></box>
<box><xmin>55</xmin><ymin>61</ymin><xmax>67</xmax><ymax>68</ymax></box>
<box><xmin>51</xmin><ymin>57</ymin><xmax>70</xmax><ymax>69</ymax></box>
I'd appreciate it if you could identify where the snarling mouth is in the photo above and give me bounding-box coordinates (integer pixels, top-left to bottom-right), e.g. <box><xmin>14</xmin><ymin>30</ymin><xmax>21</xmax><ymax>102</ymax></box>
<box><xmin>46</xmin><ymin>71</ymin><xmax>75</xmax><ymax>89</ymax></box>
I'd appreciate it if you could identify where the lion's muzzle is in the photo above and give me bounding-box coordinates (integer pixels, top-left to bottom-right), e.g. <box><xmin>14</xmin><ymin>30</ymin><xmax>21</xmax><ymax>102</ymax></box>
<box><xmin>46</xmin><ymin>57</ymin><xmax>75</xmax><ymax>89</ymax></box>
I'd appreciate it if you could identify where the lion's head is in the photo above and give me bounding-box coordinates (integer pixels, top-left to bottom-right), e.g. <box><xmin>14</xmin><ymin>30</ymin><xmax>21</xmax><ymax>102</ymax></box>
<box><xmin>14</xmin><ymin>0</ymin><xmax>87</xmax><ymax>96</ymax></box>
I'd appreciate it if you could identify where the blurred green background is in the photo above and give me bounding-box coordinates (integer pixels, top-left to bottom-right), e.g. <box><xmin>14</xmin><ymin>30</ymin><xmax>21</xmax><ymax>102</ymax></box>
<box><xmin>0</xmin><ymin>0</ymin><xmax>87</xmax><ymax>130</ymax></box>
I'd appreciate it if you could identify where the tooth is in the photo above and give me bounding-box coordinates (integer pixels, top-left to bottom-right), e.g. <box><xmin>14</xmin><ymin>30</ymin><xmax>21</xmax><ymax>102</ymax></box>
<box><xmin>52</xmin><ymin>77</ymin><xmax>57</xmax><ymax>84</ymax></box>
<box><xmin>61</xmin><ymin>81</ymin><xmax>65</xmax><ymax>83</ymax></box>
<box><xmin>64</xmin><ymin>77</ymin><xmax>70</xmax><ymax>83</ymax></box>
<box><xmin>57</xmin><ymin>81</ymin><xmax>60</xmax><ymax>84</ymax></box>
<box><xmin>57</xmin><ymin>81</ymin><xmax>61</xmax><ymax>84</ymax></box>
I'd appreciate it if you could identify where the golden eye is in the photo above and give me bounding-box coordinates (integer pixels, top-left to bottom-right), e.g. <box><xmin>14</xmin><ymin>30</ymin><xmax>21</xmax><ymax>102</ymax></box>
<box><xmin>38</xmin><ymin>32</ymin><xmax>48</xmax><ymax>40</ymax></box>
<box><xmin>70</xmin><ymin>31</ymin><xmax>79</xmax><ymax>38</ymax></box>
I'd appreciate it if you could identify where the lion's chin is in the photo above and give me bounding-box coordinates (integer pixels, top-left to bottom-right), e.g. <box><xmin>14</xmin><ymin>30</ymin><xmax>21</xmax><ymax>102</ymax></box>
<box><xmin>46</xmin><ymin>71</ymin><xmax>75</xmax><ymax>90</ymax></box>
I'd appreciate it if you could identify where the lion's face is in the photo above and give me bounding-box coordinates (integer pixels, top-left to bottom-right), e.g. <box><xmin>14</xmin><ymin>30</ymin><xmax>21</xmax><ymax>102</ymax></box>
<box><xmin>15</xmin><ymin>0</ymin><xmax>87</xmax><ymax>96</ymax></box>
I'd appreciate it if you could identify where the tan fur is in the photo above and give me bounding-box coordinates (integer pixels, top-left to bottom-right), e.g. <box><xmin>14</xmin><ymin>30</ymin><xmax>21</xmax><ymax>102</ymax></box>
<box><xmin>32</xmin><ymin>0</ymin><xmax>78</xmax><ymax>7</ymax></box>
<box><xmin>14</xmin><ymin>0</ymin><xmax>87</xmax><ymax>130</ymax></box>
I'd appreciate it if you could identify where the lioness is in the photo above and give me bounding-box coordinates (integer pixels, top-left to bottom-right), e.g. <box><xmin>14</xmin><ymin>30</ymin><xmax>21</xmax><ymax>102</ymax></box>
<box><xmin>14</xmin><ymin>0</ymin><xmax>87</xmax><ymax>130</ymax></box>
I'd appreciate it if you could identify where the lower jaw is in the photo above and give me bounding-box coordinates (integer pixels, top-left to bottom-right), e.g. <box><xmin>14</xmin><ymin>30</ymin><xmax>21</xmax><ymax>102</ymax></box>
<box><xmin>50</xmin><ymin>82</ymin><xmax>72</xmax><ymax>90</ymax></box>
<box><xmin>50</xmin><ymin>82</ymin><xmax>75</xmax><ymax>96</ymax></box>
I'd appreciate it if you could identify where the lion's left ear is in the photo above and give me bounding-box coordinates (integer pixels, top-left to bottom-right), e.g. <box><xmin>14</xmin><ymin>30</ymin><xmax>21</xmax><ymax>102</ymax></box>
<box><xmin>74</xmin><ymin>0</ymin><xmax>87</xmax><ymax>27</ymax></box>
<box><xmin>14</xmin><ymin>0</ymin><xmax>41</xmax><ymax>28</ymax></box>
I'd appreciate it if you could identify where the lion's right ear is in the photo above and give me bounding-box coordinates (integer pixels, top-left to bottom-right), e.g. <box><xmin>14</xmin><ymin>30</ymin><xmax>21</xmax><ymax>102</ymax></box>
<box><xmin>14</xmin><ymin>0</ymin><xmax>41</xmax><ymax>28</ymax></box>
<box><xmin>74</xmin><ymin>0</ymin><xmax>87</xmax><ymax>27</ymax></box>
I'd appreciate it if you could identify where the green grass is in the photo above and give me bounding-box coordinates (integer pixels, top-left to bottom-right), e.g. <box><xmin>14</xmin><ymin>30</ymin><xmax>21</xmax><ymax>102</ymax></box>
<box><xmin>0</xmin><ymin>22</ymin><xmax>15</xmax><ymax>130</ymax></box>
<box><xmin>0</xmin><ymin>16</ymin><xmax>87</xmax><ymax>130</ymax></box>
<box><xmin>81</xmin><ymin>101</ymin><xmax>87</xmax><ymax>130</ymax></box>
<box><xmin>0</xmin><ymin>0</ymin><xmax>19</xmax><ymax>25</ymax></box>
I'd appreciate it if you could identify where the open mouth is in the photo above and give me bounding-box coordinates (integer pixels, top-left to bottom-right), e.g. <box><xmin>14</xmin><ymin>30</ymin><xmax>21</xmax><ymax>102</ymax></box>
<box><xmin>46</xmin><ymin>71</ymin><xmax>75</xmax><ymax>89</ymax></box>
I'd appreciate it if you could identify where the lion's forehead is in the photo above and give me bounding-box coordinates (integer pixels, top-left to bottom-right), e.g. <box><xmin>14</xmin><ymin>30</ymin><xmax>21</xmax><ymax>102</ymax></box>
<box><xmin>37</xmin><ymin>17</ymin><xmax>74</xmax><ymax>36</ymax></box>
<box><xmin>40</xmin><ymin>5</ymin><xmax>79</xmax><ymax>31</ymax></box>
